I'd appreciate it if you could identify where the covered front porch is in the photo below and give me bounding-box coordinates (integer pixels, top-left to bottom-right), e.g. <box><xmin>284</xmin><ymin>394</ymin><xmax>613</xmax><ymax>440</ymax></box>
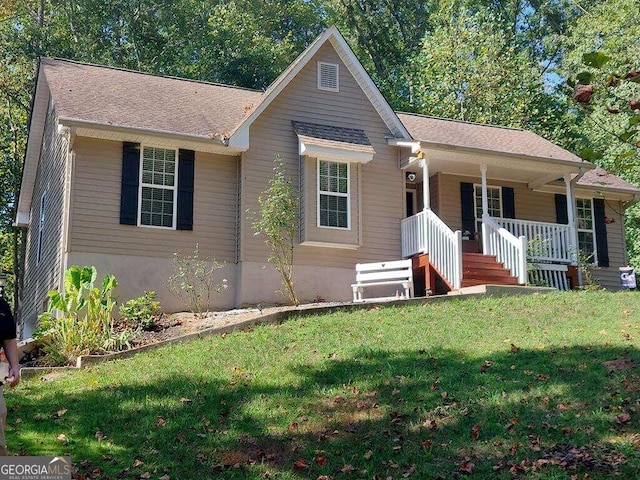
<box><xmin>391</xmin><ymin>137</ymin><xmax>589</xmax><ymax>293</ymax></box>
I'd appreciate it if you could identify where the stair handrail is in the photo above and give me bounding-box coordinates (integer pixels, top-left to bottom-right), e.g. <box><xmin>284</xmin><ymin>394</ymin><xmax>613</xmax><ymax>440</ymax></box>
<box><xmin>423</xmin><ymin>209</ymin><xmax>462</xmax><ymax>290</ymax></box>
<box><xmin>482</xmin><ymin>213</ymin><xmax>527</xmax><ymax>285</ymax></box>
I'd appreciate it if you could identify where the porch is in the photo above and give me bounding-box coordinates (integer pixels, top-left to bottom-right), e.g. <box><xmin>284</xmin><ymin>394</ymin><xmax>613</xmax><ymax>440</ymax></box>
<box><xmin>401</xmin><ymin>211</ymin><xmax>578</xmax><ymax>292</ymax></box>
<box><xmin>391</xmin><ymin>135</ymin><xmax>587</xmax><ymax>293</ymax></box>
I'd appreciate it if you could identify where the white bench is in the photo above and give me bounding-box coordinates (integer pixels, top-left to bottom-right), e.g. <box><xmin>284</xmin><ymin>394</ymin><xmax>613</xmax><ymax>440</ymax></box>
<box><xmin>351</xmin><ymin>260</ymin><xmax>414</xmax><ymax>302</ymax></box>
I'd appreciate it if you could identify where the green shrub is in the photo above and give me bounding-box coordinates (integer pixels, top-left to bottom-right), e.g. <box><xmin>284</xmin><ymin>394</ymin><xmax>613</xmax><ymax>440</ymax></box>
<box><xmin>119</xmin><ymin>291</ymin><xmax>161</xmax><ymax>330</ymax></box>
<box><xmin>34</xmin><ymin>266</ymin><xmax>135</xmax><ymax>366</ymax></box>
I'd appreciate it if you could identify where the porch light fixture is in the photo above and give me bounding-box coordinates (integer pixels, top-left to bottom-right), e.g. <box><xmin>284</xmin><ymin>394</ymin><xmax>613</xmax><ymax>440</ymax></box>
<box><xmin>406</xmin><ymin>172</ymin><xmax>417</xmax><ymax>182</ymax></box>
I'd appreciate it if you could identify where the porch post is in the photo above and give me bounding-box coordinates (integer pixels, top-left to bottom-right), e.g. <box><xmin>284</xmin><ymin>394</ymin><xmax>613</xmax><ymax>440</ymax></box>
<box><xmin>564</xmin><ymin>176</ymin><xmax>578</xmax><ymax>261</ymax></box>
<box><xmin>420</xmin><ymin>158</ymin><xmax>430</xmax><ymax>210</ymax></box>
<box><xmin>480</xmin><ymin>165</ymin><xmax>489</xmax><ymax>215</ymax></box>
<box><xmin>565</xmin><ymin>175</ymin><xmax>582</xmax><ymax>286</ymax></box>
<box><xmin>481</xmin><ymin>164</ymin><xmax>489</xmax><ymax>253</ymax></box>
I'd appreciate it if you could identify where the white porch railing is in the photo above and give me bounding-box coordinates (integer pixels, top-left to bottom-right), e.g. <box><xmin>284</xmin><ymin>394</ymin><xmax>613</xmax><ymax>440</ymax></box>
<box><xmin>401</xmin><ymin>211</ymin><xmax>426</xmax><ymax>259</ymax></box>
<box><xmin>528</xmin><ymin>263</ymin><xmax>569</xmax><ymax>291</ymax></box>
<box><xmin>401</xmin><ymin>210</ymin><xmax>462</xmax><ymax>289</ymax></box>
<box><xmin>482</xmin><ymin>214</ymin><xmax>528</xmax><ymax>285</ymax></box>
<box><xmin>495</xmin><ymin>218</ymin><xmax>575</xmax><ymax>264</ymax></box>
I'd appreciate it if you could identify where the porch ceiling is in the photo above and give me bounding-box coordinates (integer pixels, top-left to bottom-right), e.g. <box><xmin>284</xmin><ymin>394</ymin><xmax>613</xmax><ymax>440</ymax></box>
<box><xmin>405</xmin><ymin>145</ymin><xmax>591</xmax><ymax>187</ymax></box>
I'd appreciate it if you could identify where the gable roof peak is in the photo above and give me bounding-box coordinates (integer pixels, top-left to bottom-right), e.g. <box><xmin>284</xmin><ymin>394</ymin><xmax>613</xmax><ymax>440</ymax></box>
<box><xmin>227</xmin><ymin>26</ymin><xmax>411</xmax><ymax>147</ymax></box>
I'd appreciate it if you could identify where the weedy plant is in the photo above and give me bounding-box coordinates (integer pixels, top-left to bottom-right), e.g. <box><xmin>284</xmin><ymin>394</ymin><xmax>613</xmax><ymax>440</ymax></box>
<box><xmin>167</xmin><ymin>244</ymin><xmax>226</xmax><ymax>318</ymax></box>
<box><xmin>34</xmin><ymin>266</ymin><xmax>135</xmax><ymax>365</ymax></box>
<box><xmin>119</xmin><ymin>291</ymin><xmax>162</xmax><ymax>330</ymax></box>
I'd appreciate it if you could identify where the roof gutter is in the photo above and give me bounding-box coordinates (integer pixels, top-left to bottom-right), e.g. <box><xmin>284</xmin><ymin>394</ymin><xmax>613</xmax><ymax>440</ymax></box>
<box><xmin>58</xmin><ymin>117</ymin><xmax>230</xmax><ymax>147</ymax></box>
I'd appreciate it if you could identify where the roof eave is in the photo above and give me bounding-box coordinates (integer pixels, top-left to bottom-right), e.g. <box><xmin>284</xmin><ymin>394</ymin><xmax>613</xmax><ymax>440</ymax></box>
<box><xmin>418</xmin><ymin>140</ymin><xmax>593</xmax><ymax>171</ymax></box>
<box><xmin>16</xmin><ymin>60</ymin><xmax>48</xmax><ymax>227</ymax></box>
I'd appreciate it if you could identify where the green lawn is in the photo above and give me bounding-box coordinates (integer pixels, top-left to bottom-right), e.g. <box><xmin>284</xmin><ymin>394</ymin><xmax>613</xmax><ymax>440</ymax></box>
<box><xmin>9</xmin><ymin>291</ymin><xmax>640</xmax><ymax>479</ymax></box>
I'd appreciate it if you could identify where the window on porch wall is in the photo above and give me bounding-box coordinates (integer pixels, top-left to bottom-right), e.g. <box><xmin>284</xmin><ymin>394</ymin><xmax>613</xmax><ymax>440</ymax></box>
<box><xmin>576</xmin><ymin>198</ymin><xmax>596</xmax><ymax>263</ymax></box>
<box><xmin>474</xmin><ymin>185</ymin><xmax>501</xmax><ymax>232</ymax></box>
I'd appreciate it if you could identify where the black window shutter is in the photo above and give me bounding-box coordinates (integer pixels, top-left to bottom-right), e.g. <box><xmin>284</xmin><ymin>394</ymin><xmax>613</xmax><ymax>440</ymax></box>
<box><xmin>460</xmin><ymin>182</ymin><xmax>476</xmax><ymax>234</ymax></box>
<box><xmin>177</xmin><ymin>149</ymin><xmax>195</xmax><ymax>231</ymax></box>
<box><xmin>555</xmin><ymin>194</ymin><xmax>568</xmax><ymax>225</ymax></box>
<box><xmin>593</xmin><ymin>198</ymin><xmax>609</xmax><ymax>267</ymax></box>
<box><xmin>120</xmin><ymin>142</ymin><xmax>140</xmax><ymax>225</ymax></box>
<box><xmin>502</xmin><ymin>186</ymin><xmax>515</xmax><ymax>219</ymax></box>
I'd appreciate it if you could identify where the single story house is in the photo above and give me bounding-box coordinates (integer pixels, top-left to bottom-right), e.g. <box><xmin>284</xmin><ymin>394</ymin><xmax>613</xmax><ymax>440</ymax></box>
<box><xmin>16</xmin><ymin>27</ymin><xmax>640</xmax><ymax>337</ymax></box>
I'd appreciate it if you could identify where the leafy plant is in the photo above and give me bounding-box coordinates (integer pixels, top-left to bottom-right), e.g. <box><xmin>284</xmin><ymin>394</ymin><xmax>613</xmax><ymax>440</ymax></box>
<box><xmin>577</xmin><ymin>249</ymin><xmax>602</xmax><ymax>291</ymax></box>
<box><xmin>167</xmin><ymin>244</ymin><xmax>226</xmax><ymax>318</ymax></box>
<box><xmin>119</xmin><ymin>291</ymin><xmax>161</xmax><ymax>330</ymax></box>
<box><xmin>251</xmin><ymin>155</ymin><xmax>299</xmax><ymax>305</ymax></box>
<box><xmin>34</xmin><ymin>266</ymin><xmax>134</xmax><ymax>365</ymax></box>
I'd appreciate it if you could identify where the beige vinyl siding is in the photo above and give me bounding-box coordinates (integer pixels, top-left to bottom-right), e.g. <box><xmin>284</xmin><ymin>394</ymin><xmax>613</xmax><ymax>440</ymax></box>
<box><xmin>69</xmin><ymin>137</ymin><xmax>238</xmax><ymax>262</ymax></box>
<box><xmin>241</xmin><ymin>42</ymin><xmax>403</xmax><ymax>268</ymax></box>
<box><xmin>21</xmin><ymin>104</ymin><xmax>69</xmax><ymax>329</ymax></box>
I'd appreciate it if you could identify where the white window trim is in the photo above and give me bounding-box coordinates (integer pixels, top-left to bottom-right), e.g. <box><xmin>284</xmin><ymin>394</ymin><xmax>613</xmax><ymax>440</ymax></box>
<box><xmin>576</xmin><ymin>197</ymin><xmax>598</xmax><ymax>264</ymax></box>
<box><xmin>317</xmin><ymin>160</ymin><xmax>350</xmax><ymax>230</ymax></box>
<box><xmin>36</xmin><ymin>191</ymin><xmax>46</xmax><ymax>264</ymax></box>
<box><xmin>473</xmin><ymin>184</ymin><xmax>502</xmax><ymax>230</ymax></box>
<box><xmin>137</xmin><ymin>145</ymin><xmax>179</xmax><ymax>230</ymax></box>
<box><xmin>317</xmin><ymin>61</ymin><xmax>339</xmax><ymax>92</ymax></box>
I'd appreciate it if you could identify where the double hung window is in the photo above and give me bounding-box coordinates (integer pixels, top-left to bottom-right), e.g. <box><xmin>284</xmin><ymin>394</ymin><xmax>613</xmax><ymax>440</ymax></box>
<box><xmin>576</xmin><ymin>198</ymin><xmax>596</xmax><ymax>262</ymax></box>
<box><xmin>474</xmin><ymin>185</ymin><xmax>502</xmax><ymax>232</ymax></box>
<box><xmin>318</xmin><ymin>160</ymin><xmax>349</xmax><ymax>229</ymax></box>
<box><xmin>139</xmin><ymin>146</ymin><xmax>177</xmax><ymax>228</ymax></box>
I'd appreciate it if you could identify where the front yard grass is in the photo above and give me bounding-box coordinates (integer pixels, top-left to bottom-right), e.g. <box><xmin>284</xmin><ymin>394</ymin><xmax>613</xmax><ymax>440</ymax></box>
<box><xmin>9</xmin><ymin>291</ymin><xmax>640</xmax><ymax>479</ymax></box>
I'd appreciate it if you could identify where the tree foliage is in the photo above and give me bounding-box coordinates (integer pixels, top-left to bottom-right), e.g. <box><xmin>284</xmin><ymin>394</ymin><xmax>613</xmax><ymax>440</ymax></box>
<box><xmin>560</xmin><ymin>0</ymin><xmax>640</xmax><ymax>265</ymax></box>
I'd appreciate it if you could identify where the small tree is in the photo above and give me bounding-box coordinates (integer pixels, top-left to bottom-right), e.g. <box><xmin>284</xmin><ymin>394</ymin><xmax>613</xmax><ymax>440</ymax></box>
<box><xmin>167</xmin><ymin>244</ymin><xmax>226</xmax><ymax>318</ymax></box>
<box><xmin>252</xmin><ymin>155</ymin><xmax>299</xmax><ymax>305</ymax></box>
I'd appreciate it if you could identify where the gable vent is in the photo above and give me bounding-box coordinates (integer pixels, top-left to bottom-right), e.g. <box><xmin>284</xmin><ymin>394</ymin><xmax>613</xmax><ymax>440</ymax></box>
<box><xmin>318</xmin><ymin>62</ymin><xmax>339</xmax><ymax>92</ymax></box>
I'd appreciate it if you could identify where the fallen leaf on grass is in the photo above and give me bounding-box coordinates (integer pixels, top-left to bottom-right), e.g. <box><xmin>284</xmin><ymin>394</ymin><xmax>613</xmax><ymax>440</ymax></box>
<box><xmin>364</xmin><ymin>450</ymin><xmax>373</xmax><ymax>460</ymax></box>
<box><xmin>604</xmin><ymin>358</ymin><xmax>636</xmax><ymax>373</ymax></box>
<box><xmin>460</xmin><ymin>458</ymin><xmax>474</xmax><ymax>473</ymax></box>
<box><xmin>179</xmin><ymin>397</ymin><xmax>192</xmax><ymax>403</ymax></box>
<box><xmin>159</xmin><ymin>475</ymin><xmax>170</xmax><ymax>480</ymax></box>
<box><xmin>56</xmin><ymin>434</ymin><xmax>68</xmax><ymax>443</ymax></box>
<box><xmin>55</xmin><ymin>408</ymin><xmax>68</xmax><ymax>418</ymax></box>
<box><xmin>315</xmin><ymin>455</ymin><xmax>326</xmax><ymax>466</ymax></box>
<box><xmin>616</xmin><ymin>413</ymin><xmax>631</xmax><ymax>424</ymax></box>
<box><xmin>94</xmin><ymin>431</ymin><xmax>105</xmax><ymax>441</ymax></box>
<box><xmin>340</xmin><ymin>464</ymin><xmax>355</xmax><ymax>473</ymax></box>
<box><xmin>480</xmin><ymin>360</ymin><xmax>493</xmax><ymax>373</ymax></box>
<box><xmin>471</xmin><ymin>424</ymin><xmax>481</xmax><ymax>441</ymax></box>
<box><xmin>316</xmin><ymin>476</ymin><xmax>334</xmax><ymax>480</ymax></box>
<box><xmin>133</xmin><ymin>460</ymin><xmax>144</xmax><ymax>468</ymax></box>
<box><xmin>140</xmin><ymin>473</ymin><xmax>151</xmax><ymax>479</ymax></box>
<box><xmin>510</xmin><ymin>344</ymin><xmax>520</xmax><ymax>353</ymax></box>
<box><xmin>293</xmin><ymin>459</ymin><xmax>309</xmax><ymax>471</ymax></box>
<box><xmin>154</xmin><ymin>416</ymin><xmax>166</xmax><ymax>428</ymax></box>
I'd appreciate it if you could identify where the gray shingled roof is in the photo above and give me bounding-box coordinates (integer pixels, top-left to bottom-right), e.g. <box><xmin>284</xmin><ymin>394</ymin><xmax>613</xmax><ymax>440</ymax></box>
<box><xmin>397</xmin><ymin>112</ymin><xmax>582</xmax><ymax>163</ymax></box>
<box><xmin>293</xmin><ymin>121</ymin><xmax>371</xmax><ymax>145</ymax></box>
<box><xmin>577</xmin><ymin>167</ymin><xmax>640</xmax><ymax>193</ymax></box>
<box><xmin>292</xmin><ymin>121</ymin><xmax>375</xmax><ymax>154</ymax></box>
<box><xmin>41</xmin><ymin>58</ymin><xmax>264</xmax><ymax>140</ymax></box>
